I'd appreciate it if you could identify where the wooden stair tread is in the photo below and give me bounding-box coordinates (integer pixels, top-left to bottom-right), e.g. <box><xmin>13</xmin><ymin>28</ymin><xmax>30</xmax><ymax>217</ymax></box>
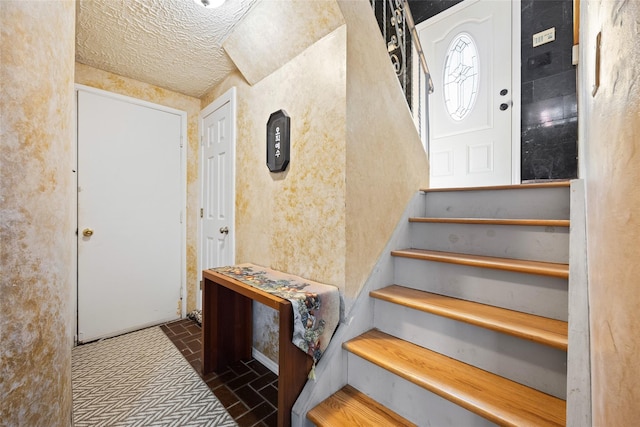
<box><xmin>343</xmin><ymin>329</ymin><xmax>566</xmax><ymax>427</ymax></box>
<box><xmin>307</xmin><ymin>385</ymin><xmax>417</xmax><ymax>427</ymax></box>
<box><xmin>392</xmin><ymin>248</ymin><xmax>569</xmax><ymax>279</ymax></box>
<box><xmin>421</xmin><ymin>181</ymin><xmax>570</xmax><ymax>193</ymax></box>
<box><xmin>371</xmin><ymin>285</ymin><xmax>567</xmax><ymax>350</ymax></box>
<box><xmin>409</xmin><ymin>217</ymin><xmax>570</xmax><ymax>227</ymax></box>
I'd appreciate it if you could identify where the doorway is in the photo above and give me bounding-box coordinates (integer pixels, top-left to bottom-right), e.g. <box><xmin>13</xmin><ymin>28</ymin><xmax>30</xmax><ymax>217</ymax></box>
<box><xmin>197</xmin><ymin>88</ymin><xmax>236</xmax><ymax>310</ymax></box>
<box><xmin>76</xmin><ymin>86</ymin><xmax>187</xmax><ymax>343</ymax></box>
<box><xmin>417</xmin><ymin>0</ymin><xmax>521</xmax><ymax>188</ymax></box>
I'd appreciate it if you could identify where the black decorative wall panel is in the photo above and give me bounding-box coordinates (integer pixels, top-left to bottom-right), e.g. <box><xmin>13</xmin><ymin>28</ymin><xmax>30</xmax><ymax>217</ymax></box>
<box><xmin>521</xmin><ymin>0</ymin><xmax>577</xmax><ymax>181</ymax></box>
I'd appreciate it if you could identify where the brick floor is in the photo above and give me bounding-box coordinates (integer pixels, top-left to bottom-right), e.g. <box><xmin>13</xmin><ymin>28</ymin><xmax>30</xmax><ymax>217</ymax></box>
<box><xmin>160</xmin><ymin>319</ymin><xmax>278</xmax><ymax>427</ymax></box>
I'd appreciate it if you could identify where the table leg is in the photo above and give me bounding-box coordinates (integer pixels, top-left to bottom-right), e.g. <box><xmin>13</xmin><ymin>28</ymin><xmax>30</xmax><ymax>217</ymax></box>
<box><xmin>202</xmin><ymin>278</ymin><xmax>253</xmax><ymax>374</ymax></box>
<box><xmin>277</xmin><ymin>301</ymin><xmax>313</xmax><ymax>427</ymax></box>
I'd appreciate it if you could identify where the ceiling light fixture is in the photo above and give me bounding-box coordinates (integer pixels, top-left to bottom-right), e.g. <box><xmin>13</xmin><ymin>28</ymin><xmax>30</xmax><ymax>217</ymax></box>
<box><xmin>194</xmin><ymin>0</ymin><xmax>226</xmax><ymax>9</ymax></box>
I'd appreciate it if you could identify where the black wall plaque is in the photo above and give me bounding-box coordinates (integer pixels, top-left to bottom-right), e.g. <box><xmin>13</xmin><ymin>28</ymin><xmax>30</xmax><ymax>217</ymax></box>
<box><xmin>266</xmin><ymin>110</ymin><xmax>290</xmax><ymax>173</ymax></box>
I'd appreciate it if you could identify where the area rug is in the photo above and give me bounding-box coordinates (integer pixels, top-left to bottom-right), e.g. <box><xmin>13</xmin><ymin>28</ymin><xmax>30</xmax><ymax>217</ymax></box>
<box><xmin>72</xmin><ymin>327</ymin><xmax>236</xmax><ymax>426</ymax></box>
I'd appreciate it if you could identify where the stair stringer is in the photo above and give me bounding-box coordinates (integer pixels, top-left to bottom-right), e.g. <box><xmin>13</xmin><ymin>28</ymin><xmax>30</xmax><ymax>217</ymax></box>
<box><xmin>291</xmin><ymin>192</ymin><xmax>425</xmax><ymax>427</ymax></box>
<box><xmin>567</xmin><ymin>179</ymin><xmax>592</xmax><ymax>426</ymax></box>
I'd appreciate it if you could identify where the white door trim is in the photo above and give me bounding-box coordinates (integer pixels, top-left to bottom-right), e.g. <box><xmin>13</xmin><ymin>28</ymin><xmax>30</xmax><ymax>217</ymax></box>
<box><xmin>511</xmin><ymin>0</ymin><xmax>522</xmax><ymax>184</ymax></box>
<box><xmin>198</xmin><ymin>87</ymin><xmax>237</xmax><ymax>309</ymax></box>
<box><xmin>417</xmin><ymin>0</ymin><xmax>521</xmax><ymax>185</ymax></box>
<box><xmin>73</xmin><ymin>84</ymin><xmax>188</xmax><ymax>340</ymax></box>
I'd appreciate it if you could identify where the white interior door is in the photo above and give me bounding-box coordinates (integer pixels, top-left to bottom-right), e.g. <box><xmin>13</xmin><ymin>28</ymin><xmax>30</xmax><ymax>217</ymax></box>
<box><xmin>77</xmin><ymin>88</ymin><xmax>184</xmax><ymax>343</ymax></box>
<box><xmin>419</xmin><ymin>0</ymin><xmax>513</xmax><ymax>188</ymax></box>
<box><xmin>199</xmin><ymin>89</ymin><xmax>235</xmax><ymax>309</ymax></box>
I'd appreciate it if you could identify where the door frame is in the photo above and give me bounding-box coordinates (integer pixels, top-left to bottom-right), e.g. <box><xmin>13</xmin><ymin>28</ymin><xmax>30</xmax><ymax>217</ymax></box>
<box><xmin>417</xmin><ymin>0</ymin><xmax>521</xmax><ymax>184</ymax></box>
<box><xmin>73</xmin><ymin>84</ymin><xmax>188</xmax><ymax>343</ymax></box>
<box><xmin>197</xmin><ymin>87</ymin><xmax>237</xmax><ymax>310</ymax></box>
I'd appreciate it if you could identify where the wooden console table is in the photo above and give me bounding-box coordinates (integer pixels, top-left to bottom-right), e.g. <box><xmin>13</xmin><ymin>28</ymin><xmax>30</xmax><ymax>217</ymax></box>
<box><xmin>202</xmin><ymin>267</ymin><xmax>313</xmax><ymax>427</ymax></box>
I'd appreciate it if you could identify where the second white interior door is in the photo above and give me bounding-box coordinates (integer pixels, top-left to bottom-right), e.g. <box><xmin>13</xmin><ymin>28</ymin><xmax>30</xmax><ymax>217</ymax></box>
<box><xmin>200</xmin><ymin>89</ymin><xmax>235</xmax><ymax>300</ymax></box>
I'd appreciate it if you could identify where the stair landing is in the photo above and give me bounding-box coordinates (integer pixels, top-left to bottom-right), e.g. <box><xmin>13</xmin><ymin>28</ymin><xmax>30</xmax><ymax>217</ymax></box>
<box><xmin>422</xmin><ymin>181</ymin><xmax>571</xmax><ymax>192</ymax></box>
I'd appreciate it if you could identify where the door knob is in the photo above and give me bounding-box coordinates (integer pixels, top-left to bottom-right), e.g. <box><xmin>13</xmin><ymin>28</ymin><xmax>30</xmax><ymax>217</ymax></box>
<box><xmin>82</xmin><ymin>228</ymin><xmax>94</xmax><ymax>237</ymax></box>
<box><xmin>500</xmin><ymin>103</ymin><xmax>509</xmax><ymax>111</ymax></box>
<box><xmin>219</xmin><ymin>226</ymin><xmax>229</xmax><ymax>234</ymax></box>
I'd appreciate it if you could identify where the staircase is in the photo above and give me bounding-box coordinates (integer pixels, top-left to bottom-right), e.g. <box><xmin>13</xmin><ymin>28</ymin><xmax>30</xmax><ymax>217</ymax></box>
<box><xmin>308</xmin><ymin>182</ymin><xmax>570</xmax><ymax>426</ymax></box>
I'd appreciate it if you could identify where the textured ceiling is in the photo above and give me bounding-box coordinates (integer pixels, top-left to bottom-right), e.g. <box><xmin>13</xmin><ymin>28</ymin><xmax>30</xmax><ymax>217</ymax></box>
<box><xmin>76</xmin><ymin>0</ymin><xmax>258</xmax><ymax>98</ymax></box>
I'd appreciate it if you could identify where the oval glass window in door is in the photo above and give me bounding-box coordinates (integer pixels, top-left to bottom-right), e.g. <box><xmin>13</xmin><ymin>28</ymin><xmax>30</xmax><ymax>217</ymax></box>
<box><xmin>443</xmin><ymin>32</ymin><xmax>479</xmax><ymax>121</ymax></box>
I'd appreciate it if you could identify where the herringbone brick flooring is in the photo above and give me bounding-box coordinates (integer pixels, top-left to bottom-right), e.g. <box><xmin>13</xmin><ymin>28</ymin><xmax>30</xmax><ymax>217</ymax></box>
<box><xmin>160</xmin><ymin>319</ymin><xmax>278</xmax><ymax>427</ymax></box>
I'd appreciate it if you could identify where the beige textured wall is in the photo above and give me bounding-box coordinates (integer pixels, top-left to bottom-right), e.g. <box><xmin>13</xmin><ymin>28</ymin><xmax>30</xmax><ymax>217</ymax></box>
<box><xmin>204</xmin><ymin>19</ymin><xmax>348</xmax><ymax>292</ymax></box>
<box><xmin>75</xmin><ymin>63</ymin><xmax>202</xmax><ymax>312</ymax></box>
<box><xmin>203</xmin><ymin>26</ymin><xmax>348</xmax><ymax>362</ymax></box>
<box><xmin>339</xmin><ymin>0</ymin><xmax>429</xmax><ymax>302</ymax></box>
<box><xmin>224</xmin><ymin>0</ymin><xmax>344</xmax><ymax>85</ymax></box>
<box><xmin>0</xmin><ymin>2</ymin><xmax>75</xmax><ymax>425</ymax></box>
<box><xmin>580</xmin><ymin>1</ymin><xmax>640</xmax><ymax>424</ymax></box>
<box><xmin>207</xmin><ymin>0</ymin><xmax>428</xmax><ymax>300</ymax></box>
<box><xmin>202</xmin><ymin>0</ymin><xmax>428</xmax><ymax>361</ymax></box>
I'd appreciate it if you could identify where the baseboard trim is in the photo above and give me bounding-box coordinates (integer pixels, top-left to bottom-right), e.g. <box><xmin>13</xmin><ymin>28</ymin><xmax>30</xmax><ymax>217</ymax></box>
<box><xmin>252</xmin><ymin>347</ymin><xmax>279</xmax><ymax>375</ymax></box>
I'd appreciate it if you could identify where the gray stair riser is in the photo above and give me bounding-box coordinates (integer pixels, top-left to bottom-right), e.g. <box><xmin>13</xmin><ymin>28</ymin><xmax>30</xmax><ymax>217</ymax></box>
<box><xmin>424</xmin><ymin>187</ymin><xmax>570</xmax><ymax>219</ymax></box>
<box><xmin>409</xmin><ymin>222</ymin><xmax>569</xmax><ymax>264</ymax></box>
<box><xmin>373</xmin><ymin>300</ymin><xmax>568</xmax><ymax>399</ymax></box>
<box><xmin>347</xmin><ymin>353</ymin><xmax>496</xmax><ymax>427</ymax></box>
<box><xmin>394</xmin><ymin>257</ymin><xmax>568</xmax><ymax>321</ymax></box>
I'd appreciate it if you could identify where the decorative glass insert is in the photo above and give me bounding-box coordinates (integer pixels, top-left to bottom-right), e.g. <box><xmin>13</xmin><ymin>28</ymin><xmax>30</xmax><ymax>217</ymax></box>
<box><xmin>443</xmin><ymin>32</ymin><xmax>479</xmax><ymax>121</ymax></box>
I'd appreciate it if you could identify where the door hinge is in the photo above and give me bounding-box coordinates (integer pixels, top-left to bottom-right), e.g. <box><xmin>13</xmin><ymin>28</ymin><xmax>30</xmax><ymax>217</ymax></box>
<box><xmin>180</xmin><ymin>211</ymin><xmax>183</xmax><ymax>224</ymax></box>
<box><xmin>200</xmin><ymin>134</ymin><xmax>204</xmax><ymax>146</ymax></box>
<box><xmin>200</xmin><ymin>280</ymin><xmax>203</xmax><ymax>291</ymax></box>
<box><xmin>200</xmin><ymin>208</ymin><xmax>203</xmax><ymax>218</ymax></box>
<box><xmin>180</xmin><ymin>136</ymin><xmax>183</xmax><ymax>148</ymax></box>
